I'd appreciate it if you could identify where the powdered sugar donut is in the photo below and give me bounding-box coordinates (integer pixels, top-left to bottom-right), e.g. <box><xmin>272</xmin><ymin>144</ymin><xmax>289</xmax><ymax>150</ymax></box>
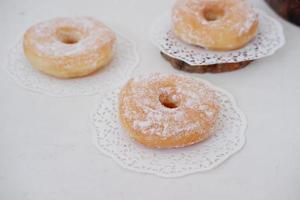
<box><xmin>23</xmin><ymin>17</ymin><xmax>116</xmax><ymax>78</ymax></box>
<box><xmin>172</xmin><ymin>0</ymin><xmax>259</xmax><ymax>51</ymax></box>
<box><xmin>119</xmin><ymin>74</ymin><xmax>220</xmax><ymax>149</ymax></box>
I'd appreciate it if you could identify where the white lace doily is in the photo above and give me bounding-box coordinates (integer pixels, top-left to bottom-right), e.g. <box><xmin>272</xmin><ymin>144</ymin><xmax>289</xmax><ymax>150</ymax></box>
<box><xmin>151</xmin><ymin>10</ymin><xmax>285</xmax><ymax>66</ymax></box>
<box><xmin>92</xmin><ymin>78</ymin><xmax>247</xmax><ymax>177</ymax></box>
<box><xmin>3</xmin><ymin>33</ymin><xmax>139</xmax><ymax>97</ymax></box>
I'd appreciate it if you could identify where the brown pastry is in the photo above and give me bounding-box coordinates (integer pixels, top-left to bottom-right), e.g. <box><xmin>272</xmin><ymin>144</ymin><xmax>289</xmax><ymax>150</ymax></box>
<box><xmin>118</xmin><ymin>73</ymin><xmax>220</xmax><ymax>148</ymax></box>
<box><xmin>23</xmin><ymin>17</ymin><xmax>116</xmax><ymax>78</ymax></box>
<box><xmin>171</xmin><ymin>0</ymin><xmax>259</xmax><ymax>51</ymax></box>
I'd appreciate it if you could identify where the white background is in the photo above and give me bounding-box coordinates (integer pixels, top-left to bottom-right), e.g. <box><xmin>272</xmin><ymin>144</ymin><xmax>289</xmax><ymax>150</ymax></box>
<box><xmin>0</xmin><ymin>0</ymin><xmax>299</xmax><ymax>199</ymax></box>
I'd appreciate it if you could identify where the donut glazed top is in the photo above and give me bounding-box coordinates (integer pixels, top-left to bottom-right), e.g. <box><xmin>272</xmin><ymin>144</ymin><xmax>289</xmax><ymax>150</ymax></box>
<box><xmin>119</xmin><ymin>74</ymin><xmax>219</xmax><ymax>138</ymax></box>
<box><xmin>172</xmin><ymin>0</ymin><xmax>259</xmax><ymax>50</ymax></box>
<box><xmin>23</xmin><ymin>16</ymin><xmax>116</xmax><ymax>58</ymax></box>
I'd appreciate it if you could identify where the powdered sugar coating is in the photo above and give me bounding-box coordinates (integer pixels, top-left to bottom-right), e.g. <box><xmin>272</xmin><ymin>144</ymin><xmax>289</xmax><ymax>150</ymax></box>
<box><xmin>23</xmin><ymin>16</ymin><xmax>116</xmax><ymax>57</ymax></box>
<box><xmin>172</xmin><ymin>0</ymin><xmax>258</xmax><ymax>48</ymax></box>
<box><xmin>119</xmin><ymin>74</ymin><xmax>219</xmax><ymax>138</ymax></box>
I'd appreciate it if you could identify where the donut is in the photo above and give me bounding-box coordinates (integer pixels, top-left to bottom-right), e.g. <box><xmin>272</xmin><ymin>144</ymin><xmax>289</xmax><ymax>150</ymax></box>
<box><xmin>172</xmin><ymin>0</ymin><xmax>259</xmax><ymax>51</ymax></box>
<box><xmin>23</xmin><ymin>17</ymin><xmax>116</xmax><ymax>78</ymax></box>
<box><xmin>118</xmin><ymin>74</ymin><xmax>220</xmax><ymax>149</ymax></box>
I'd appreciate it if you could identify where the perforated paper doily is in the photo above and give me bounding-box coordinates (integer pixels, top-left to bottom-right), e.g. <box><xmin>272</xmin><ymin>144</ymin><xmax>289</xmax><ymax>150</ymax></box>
<box><xmin>3</xmin><ymin>33</ymin><xmax>139</xmax><ymax>97</ymax></box>
<box><xmin>151</xmin><ymin>10</ymin><xmax>285</xmax><ymax>66</ymax></box>
<box><xmin>93</xmin><ymin>77</ymin><xmax>247</xmax><ymax>177</ymax></box>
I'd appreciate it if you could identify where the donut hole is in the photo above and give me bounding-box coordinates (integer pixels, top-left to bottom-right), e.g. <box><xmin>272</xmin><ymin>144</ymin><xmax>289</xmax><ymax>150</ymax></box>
<box><xmin>159</xmin><ymin>93</ymin><xmax>180</xmax><ymax>109</ymax></box>
<box><xmin>203</xmin><ymin>7</ymin><xmax>225</xmax><ymax>21</ymax></box>
<box><xmin>56</xmin><ymin>27</ymin><xmax>84</xmax><ymax>44</ymax></box>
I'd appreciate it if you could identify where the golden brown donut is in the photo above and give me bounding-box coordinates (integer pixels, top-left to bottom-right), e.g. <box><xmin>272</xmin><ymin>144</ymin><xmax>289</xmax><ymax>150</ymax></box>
<box><xmin>172</xmin><ymin>0</ymin><xmax>259</xmax><ymax>51</ymax></box>
<box><xmin>119</xmin><ymin>74</ymin><xmax>220</xmax><ymax>149</ymax></box>
<box><xmin>23</xmin><ymin>17</ymin><xmax>116</xmax><ymax>78</ymax></box>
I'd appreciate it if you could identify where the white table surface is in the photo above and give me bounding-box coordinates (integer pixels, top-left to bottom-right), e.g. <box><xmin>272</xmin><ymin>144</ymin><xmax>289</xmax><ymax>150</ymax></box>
<box><xmin>0</xmin><ymin>0</ymin><xmax>299</xmax><ymax>199</ymax></box>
